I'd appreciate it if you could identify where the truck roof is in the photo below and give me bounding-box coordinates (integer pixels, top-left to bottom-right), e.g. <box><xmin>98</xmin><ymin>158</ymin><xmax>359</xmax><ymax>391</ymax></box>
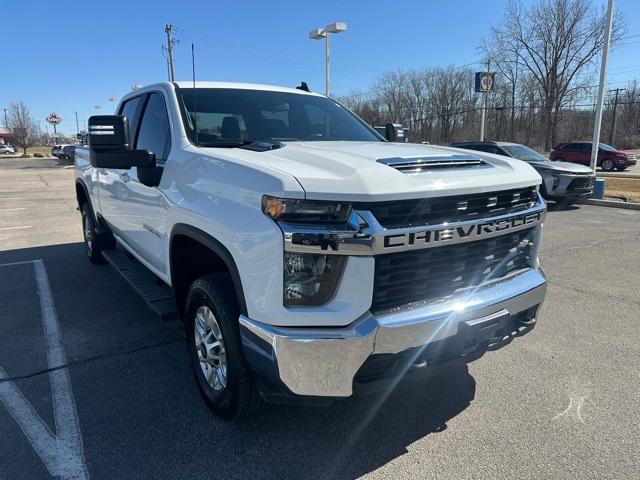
<box><xmin>173</xmin><ymin>81</ymin><xmax>323</xmax><ymax>96</ymax></box>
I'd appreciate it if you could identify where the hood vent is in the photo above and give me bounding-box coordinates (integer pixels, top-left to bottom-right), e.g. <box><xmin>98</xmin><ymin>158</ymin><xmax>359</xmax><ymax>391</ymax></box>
<box><xmin>377</xmin><ymin>154</ymin><xmax>488</xmax><ymax>173</ymax></box>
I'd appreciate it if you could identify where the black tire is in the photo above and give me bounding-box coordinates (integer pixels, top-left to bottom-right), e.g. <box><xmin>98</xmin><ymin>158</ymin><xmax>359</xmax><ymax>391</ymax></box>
<box><xmin>616</xmin><ymin>166</ymin><xmax>628</xmax><ymax>171</ymax></box>
<box><xmin>601</xmin><ymin>158</ymin><xmax>615</xmax><ymax>172</ymax></box>
<box><xmin>81</xmin><ymin>203</ymin><xmax>105</xmax><ymax>264</ymax></box>
<box><xmin>185</xmin><ymin>274</ymin><xmax>261</xmax><ymax>420</ymax></box>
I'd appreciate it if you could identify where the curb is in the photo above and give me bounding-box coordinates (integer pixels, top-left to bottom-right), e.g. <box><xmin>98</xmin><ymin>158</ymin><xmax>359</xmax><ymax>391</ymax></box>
<box><xmin>577</xmin><ymin>198</ymin><xmax>640</xmax><ymax>211</ymax></box>
<box><xmin>597</xmin><ymin>173</ymin><xmax>640</xmax><ymax>179</ymax></box>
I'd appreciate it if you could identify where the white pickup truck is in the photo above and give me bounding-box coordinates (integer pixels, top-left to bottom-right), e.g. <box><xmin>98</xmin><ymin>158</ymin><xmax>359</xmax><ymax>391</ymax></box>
<box><xmin>75</xmin><ymin>81</ymin><xmax>546</xmax><ymax>420</ymax></box>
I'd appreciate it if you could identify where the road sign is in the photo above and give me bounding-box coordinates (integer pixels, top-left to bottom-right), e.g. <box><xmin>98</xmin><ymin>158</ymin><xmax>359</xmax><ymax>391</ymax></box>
<box><xmin>475</xmin><ymin>72</ymin><xmax>496</xmax><ymax>93</ymax></box>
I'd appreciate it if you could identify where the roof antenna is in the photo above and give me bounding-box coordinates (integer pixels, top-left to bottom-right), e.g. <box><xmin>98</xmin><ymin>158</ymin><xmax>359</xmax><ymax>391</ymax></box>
<box><xmin>192</xmin><ymin>42</ymin><xmax>199</xmax><ymax>146</ymax></box>
<box><xmin>296</xmin><ymin>81</ymin><xmax>310</xmax><ymax>92</ymax></box>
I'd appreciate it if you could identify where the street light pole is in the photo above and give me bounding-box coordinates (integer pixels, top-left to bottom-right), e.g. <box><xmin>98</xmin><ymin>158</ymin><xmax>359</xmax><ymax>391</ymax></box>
<box><xmin>309</xmin><ymin>22</ymin><xmax>347</xmax><ymax>97</ymax></box>
<box><xmin>590</xmin><ymin>0</ymin><xmax>614</xmax><ymax>173</ymax></box>
<box><xmin>325</xmin><ymin>33</ymin><xmax>330</xmax><ymax>97</ymax></box>
<box><xmin>74</xmin><ymin>111</ymin><xmax>80</xmax><ymax>134</ymax></box>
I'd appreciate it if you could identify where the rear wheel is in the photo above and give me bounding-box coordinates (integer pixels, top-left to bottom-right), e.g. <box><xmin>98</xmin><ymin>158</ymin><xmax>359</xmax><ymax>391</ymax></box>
<box><xmin>185</xmin><ymin>274</ymin><xmax>261</xmax><ymax>420</ymax></box>
<box><xmin>81</xmin><ymin>203</ymin><xmax>105</xmax><ymax>264</ymax></box>
<box><xmin>601</xmin><ymin>158</ymin><xmax>615</xmax><ymax>172</ymax></box>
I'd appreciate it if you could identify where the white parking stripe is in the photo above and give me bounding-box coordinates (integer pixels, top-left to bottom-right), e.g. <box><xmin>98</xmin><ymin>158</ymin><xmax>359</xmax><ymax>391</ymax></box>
<box><xmin>0</xmin><ymin>226</ymin><xmax>32</xmax><ymax>231</ymax></box>
<box><xmin>0</xmin><ymin>207</ymin><xmax>27</xmax><ymax>212</ymax></box>
<box><xmin>0</xmin><ymin>260</ymin><xmax>89</xmax><ymax>479</ymax></box>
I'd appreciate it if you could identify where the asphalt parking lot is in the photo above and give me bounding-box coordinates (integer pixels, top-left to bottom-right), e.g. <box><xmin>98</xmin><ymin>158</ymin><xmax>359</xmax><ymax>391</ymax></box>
<box><xmin>1</xmin><ymin>157</ymin><xmax>639</xmax><ymax>480</ymax></box>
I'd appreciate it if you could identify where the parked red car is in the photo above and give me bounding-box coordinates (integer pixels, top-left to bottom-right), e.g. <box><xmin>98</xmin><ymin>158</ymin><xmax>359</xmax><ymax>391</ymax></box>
<box><xmin>549</xmin><ymin>141</ymin><xmax>637</xmax><ymax>171</ymax></box>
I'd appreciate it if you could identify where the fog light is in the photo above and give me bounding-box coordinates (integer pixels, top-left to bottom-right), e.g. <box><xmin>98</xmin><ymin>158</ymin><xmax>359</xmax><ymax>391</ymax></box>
<box><xmin>284</xmin><ymin>253</ymin><xmax>346</xmax><ymax>306</ymax></box>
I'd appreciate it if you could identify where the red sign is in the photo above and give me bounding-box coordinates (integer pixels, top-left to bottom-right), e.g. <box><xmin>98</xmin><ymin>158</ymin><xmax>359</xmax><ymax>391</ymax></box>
<box><xmin>46</xmin><ymin>113</ymin><xmax>61</xmax><ymax>125</ymax></box>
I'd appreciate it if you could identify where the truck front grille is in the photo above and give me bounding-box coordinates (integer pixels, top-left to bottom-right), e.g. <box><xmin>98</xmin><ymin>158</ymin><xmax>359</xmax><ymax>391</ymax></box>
<box><xmin>371</xmin><ymin>228</ymin><xmax>536</xmax><ymax>313</ymax></box>
<box><xmin>355</xmin><ymin>187</ymin><xmax>537</xmax><ymax>229</ymax></box>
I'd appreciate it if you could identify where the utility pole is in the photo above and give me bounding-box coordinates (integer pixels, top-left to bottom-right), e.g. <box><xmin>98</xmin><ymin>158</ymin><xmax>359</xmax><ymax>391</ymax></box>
<box><xmin>2</xmin><ymin>108</ymin><xmax>6</xmax><ymax>128</ymax></box>
<box><xmin>590</xmin><ymin>0</ymin><xmax>614</xmax><ymax>173</ymax></box>
<box><xmin>608</xmin><ymin>88</ymin><xmax>625</xmax><ymax>146</ymax></box>
<box><xmin>164</xmin><ymin>24</ymin><xmax>176</xmax><ymax>82</ymax></box>
<box><xmin>74</xmin><ymin>111</ymin><xmax>80</xmax><ymax>134</ymax></box>
<box><xmin>479</xmin><ymin>59</ymin><xmax>491</xmax><ymax>141</ymax></box>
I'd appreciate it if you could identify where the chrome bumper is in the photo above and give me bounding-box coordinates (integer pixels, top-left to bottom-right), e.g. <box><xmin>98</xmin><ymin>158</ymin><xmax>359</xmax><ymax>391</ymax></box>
<box><xmin>240</xmin><ymin>268</ymin><xmax>546</xmax><ymax>397</ymax></box>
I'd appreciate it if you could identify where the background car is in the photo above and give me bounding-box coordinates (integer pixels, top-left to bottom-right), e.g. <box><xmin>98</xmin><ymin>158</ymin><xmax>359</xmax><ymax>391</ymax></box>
<box><xmin>0</xmin><ymin>145</ymin><xmax>16</xmax><ymax>155</ymax></box>
<box><xmin>550</xmin><ymin>141</ymin><xmax>636</xmax><ymax>171</ymax></box>
<box><xmin>62</xmin><ymin>145</ymin><xmax>76</xmax><ymax>161</ymax></box>
<box><xmin>451</xmin><ymin>141</ymin><xmax>595</xmax><ymax>202</ymax></box>
<box><xmin>51</xmin><ymin>144</ymin><xmax>70</xmax><ymax>158</ymax></box>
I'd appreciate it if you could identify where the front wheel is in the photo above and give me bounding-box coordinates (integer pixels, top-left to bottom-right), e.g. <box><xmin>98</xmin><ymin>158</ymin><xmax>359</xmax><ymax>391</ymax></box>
<box><xmin>81</xmin><ymin>203</ymin><xmax>105</xmax><ymax>264</ymax></box>
<box><xmin>601</xmin><ymin>158</ymin><xmax>615</xmax><ymax>172</ymax></box>
<box><xmin>185</xmin><ymin>274</ymin><xmax>261</xmax><ymax>420</ymax></box>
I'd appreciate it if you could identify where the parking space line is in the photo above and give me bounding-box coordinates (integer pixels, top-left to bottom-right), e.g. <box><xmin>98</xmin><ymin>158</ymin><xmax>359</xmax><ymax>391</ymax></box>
<box><xmin>0</xmin><ymin>226</ymin><xmax>32</xmax><ymax>231</ymax></box>
<box><xmin>0</xmin><ymin>260</ymin><xmax>89</xmax><ymax>480</ymax></box>
<box><xmin>0</xmin><ymin>207</ymin><xmax>27</xmax><ymax>212</ymax></box>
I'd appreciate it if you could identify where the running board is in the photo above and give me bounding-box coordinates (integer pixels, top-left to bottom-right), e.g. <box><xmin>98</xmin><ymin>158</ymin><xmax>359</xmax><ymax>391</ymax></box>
<box><xmin>102</xmin><ymin>249</ymin><xmax>178</xmax><ymax>322</ymax></box>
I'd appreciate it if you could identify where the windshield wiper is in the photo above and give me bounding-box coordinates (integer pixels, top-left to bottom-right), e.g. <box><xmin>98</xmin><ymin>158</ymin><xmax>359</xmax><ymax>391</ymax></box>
<box><xmin>198</xmin><ymin>140</ymin><xmax>283</xmax><ymax>152</ymax></box>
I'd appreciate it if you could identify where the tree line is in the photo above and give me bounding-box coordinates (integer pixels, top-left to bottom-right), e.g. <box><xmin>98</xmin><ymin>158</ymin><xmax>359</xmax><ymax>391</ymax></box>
<box><xmin>339</xmin><ymin>0</ymin><xmax>637</xmax><ymax>150</ymax></box>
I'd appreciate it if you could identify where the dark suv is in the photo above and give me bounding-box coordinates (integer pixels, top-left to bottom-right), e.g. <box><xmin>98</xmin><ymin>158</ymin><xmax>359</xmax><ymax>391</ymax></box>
<box><xmin>451</xmin><ymin>141</ymin><xmax>595</xmax><ymax>201</ymax></box>
<box><xmin>550</xmin><ymin>141</ymin><xmax>636</xmax><ymax>171</ymax></box>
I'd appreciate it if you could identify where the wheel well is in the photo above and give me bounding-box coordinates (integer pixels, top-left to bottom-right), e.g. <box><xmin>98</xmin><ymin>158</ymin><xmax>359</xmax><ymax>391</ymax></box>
<box><xmin>170</xmin><ymin>232</ymin><xmax>246</xmax><ymax>319</ymax></box>
<box><xmin>76</xmin><ymin>182</ymin><xmax>88</xmax><ymax>207</ymax></box>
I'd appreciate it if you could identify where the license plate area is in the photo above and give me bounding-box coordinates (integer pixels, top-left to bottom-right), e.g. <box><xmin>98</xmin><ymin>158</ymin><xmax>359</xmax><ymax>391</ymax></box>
<box><xmin>458</xmin><ymin>309</ymin><xmax>512</xmax><ymax>354</ymax></box>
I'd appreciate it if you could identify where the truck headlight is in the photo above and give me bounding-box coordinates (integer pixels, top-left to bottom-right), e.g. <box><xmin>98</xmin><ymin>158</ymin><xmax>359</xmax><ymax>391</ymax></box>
<box><xmin>263</xmin><ymin>196</ymin><xmax>352</xmax><ymax>224</ymax></box>
<box><xmin>283</xmin><ymin>252</ymin><xmax>346</xmax><ymax>306</ymax></box>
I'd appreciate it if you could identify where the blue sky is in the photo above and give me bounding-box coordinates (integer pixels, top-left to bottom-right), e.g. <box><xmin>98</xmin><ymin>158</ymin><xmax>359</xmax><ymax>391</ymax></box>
<box><xmin>2</xmin><ymin>0</ymin><xmax>639</xmax><ymax>136</ymax></box>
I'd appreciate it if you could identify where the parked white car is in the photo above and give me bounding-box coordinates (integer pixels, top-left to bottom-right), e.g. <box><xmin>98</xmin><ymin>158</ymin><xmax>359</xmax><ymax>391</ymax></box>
<box><xmin>75</xmin><ymin>81</ymin><xmax>547</xmax><ymax>420</ymax></box>
<box><xmin>0</xmin><ymin>144</ymin><xmax>16</xmax><ymax>155</ymax></box>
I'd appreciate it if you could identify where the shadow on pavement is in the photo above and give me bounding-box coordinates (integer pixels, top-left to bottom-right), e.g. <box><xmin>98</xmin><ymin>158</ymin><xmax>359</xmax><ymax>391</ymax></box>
<box><xmin>546</xmin><ymin>199</ymin><xmax>581</xmax><ymax>212</ymax></box>
<box><xmin>0</xmin><ymin>242</ymin><xmax>476</xmax><ymax>480</ymax></box>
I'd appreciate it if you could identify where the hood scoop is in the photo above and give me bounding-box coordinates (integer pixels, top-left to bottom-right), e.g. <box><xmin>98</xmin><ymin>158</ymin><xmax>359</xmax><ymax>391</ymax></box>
<box><xmin>377</xmin><ymin>154</ymin><xmax>489</xmax><ymax>174</ymax></box>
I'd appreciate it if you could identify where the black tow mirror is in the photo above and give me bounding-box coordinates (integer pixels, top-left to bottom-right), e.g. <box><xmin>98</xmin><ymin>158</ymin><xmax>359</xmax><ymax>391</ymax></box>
<box><xmin>89</xmin><ymin>115</ymin><xmax>130</xmax><ymax>149</ymax></box>
<box><xmin>88</xmin><ymin>115</ymin><xmax>156</xmax><ymax>170</ymax></box>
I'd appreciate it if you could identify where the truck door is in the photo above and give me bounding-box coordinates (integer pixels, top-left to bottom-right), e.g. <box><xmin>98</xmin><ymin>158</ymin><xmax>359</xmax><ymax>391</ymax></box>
<box><xmin>98</xmin><ymin>91</ymin><xmax>171</xmax><ymax>275</ymax></box>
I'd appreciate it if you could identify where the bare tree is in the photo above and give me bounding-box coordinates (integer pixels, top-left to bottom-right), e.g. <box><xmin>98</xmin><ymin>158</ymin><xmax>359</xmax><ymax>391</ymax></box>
<box><xmin>487</xmin><ymin>0</ymin><xmax>625</xmax><ymax>149</ymax></box>
<box><xmin>7</xmin><ymin>102</ymin><xmax>38</xmax><ymax>156</ymax></box>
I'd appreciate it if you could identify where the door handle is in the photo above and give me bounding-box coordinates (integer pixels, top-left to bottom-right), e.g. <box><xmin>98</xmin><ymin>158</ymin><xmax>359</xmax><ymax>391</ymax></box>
<box><xmin>119</xmin><ymin>172</ymin><xmax>130</xmax><ymax>182</ymax></box>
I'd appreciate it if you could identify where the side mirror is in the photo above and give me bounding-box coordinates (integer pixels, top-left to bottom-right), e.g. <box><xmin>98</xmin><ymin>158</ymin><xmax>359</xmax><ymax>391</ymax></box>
<box><xmin>88</xmin><ymin>115</ymin><xmax>156</xmax><ymax>170</ymax></box>
<box><xmin>89</xmin><ymin>115</ymin><xmax>130</xmax><ymax>149</ymax></box>
<box><xmin>384</xmin><ymin>123</ymin><xmax>404</xmax><ymax>142</ymax></box>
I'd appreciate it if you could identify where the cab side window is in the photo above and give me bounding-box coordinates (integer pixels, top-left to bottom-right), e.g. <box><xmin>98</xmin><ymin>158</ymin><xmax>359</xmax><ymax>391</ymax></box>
<box><xmin>118</xmin><ymin>96</ymin><xmax>143</xmax><ymax>143</ymax></box>
<box><xmin>136</xmin><ymin>93</ymin><xmax>171</xmax><ymax>165</ymax></box>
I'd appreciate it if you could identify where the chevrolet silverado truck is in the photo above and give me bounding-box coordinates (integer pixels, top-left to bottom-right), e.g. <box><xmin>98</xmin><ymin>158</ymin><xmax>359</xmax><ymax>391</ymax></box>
<box><xmin>75</xmin><ymin>81</ymin><xmax>547</xmax><ymax>420</ymax></box>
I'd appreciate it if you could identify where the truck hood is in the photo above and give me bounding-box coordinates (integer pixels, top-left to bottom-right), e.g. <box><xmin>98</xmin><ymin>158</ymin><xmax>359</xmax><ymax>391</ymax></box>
<box><xmin>527</xmin><ymin>160</ymin><xmax>593</xmax><ymax>174</ymax></box>
<box><xmin>206</xmin><ymin>141</ymin><xmax>542</xmax><ymax>202</ymax></box>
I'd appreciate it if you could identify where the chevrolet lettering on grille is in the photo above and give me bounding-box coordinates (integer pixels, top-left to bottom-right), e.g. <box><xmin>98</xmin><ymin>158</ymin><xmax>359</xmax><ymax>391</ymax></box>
<box><xmin>383</xmin><ymin>211</ymin><xmax>544</xmax><ymax>249</ymax></box>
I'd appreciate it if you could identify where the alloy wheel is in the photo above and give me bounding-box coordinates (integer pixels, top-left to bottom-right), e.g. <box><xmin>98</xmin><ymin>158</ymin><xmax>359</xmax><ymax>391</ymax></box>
<box><xmin>194</xmin><ymin>305</ymin><xmax>228</xmax><ymax>391</ymax></box>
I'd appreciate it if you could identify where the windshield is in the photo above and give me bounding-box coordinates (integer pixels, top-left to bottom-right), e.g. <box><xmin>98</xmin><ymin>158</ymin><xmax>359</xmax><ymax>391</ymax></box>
<box><xmin>501</xmin><ymin>144</ymin><xmax>549</xmax><ymax>162</ymax></box>
<box><xmin>176</xmin><ymin>88</ymin><xmax>381</xmax><ymax>146</ymax></box>
<box><xmin>599</xmin><ymin>143</ymin><xmax>617</xmax><ymax>152</ymax></box>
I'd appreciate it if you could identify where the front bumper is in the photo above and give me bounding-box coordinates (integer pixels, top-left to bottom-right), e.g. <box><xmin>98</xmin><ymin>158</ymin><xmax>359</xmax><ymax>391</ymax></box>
<box><xmin>542</xmin><ymin>172</ymin><xmax>595</xmax><ymax>198</ymax></box>
<box><xmin>240</xmin><ymin>268</ymin><xmax>546</xmax><ymax>398</ymax></box>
